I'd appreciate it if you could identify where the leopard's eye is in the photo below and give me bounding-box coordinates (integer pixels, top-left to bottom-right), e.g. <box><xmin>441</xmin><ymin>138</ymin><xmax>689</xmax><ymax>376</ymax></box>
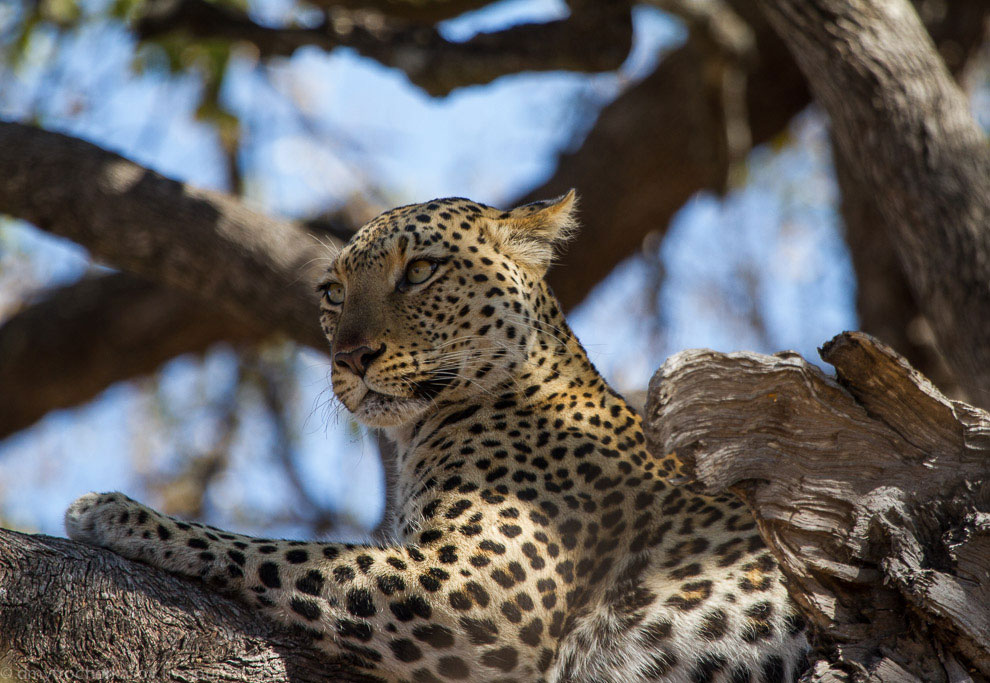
<box><xmin>324</xmin><ymin>282</ymin><xmax>345</xmax><ymax>305</ymax></box>
<box><xmin>404</xmin><ymin>259</ymin><xmax>437</xmax><ymax>286</ymax></box>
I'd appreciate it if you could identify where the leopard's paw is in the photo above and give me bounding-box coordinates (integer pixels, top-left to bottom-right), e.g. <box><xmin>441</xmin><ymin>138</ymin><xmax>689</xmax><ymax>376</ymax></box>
<box><xmin>65</xmin><ymin>492</ymin><xmax>129</xmax><ymax>547</ymax></box>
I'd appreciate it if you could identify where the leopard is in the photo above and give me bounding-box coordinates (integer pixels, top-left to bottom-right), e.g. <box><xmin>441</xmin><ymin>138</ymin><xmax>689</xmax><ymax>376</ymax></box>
<box><xmin>66</xmin><ymin>191</ymin><xmax>809</xmax><ymax>682</ymax></box>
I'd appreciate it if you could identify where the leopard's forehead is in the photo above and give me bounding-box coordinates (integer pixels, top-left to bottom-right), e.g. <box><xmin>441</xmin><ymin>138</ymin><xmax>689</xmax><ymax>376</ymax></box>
<box><xmin>335</xmin><ymin>197</ymin><xmax>501</xmax><ymax>274</ymax></box>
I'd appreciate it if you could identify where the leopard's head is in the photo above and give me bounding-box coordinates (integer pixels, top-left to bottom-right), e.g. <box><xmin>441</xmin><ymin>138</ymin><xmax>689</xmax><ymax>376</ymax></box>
<box><xmin>317</xmin><ymin>191</ymin><xmax>577</xmax><ymax>427</ymax></box>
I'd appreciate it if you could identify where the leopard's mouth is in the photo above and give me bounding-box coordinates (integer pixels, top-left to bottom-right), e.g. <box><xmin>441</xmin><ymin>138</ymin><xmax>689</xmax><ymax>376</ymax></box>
<box><xmin>359</xmin><ymin>388</ymin><xmax>403</xmax><ymax>405</ymax></box>
<box><xmin>352</xmin><ymin>387</ymin><xmax>430</xmax><ymax>427</ymax></box>
<box><xmin>357</xmin><ymin>386</ymin><xmax>402</xmax><ymax>407</ymax></box>
<box><xmin>413</xmin><ymin>374</ymin><xmax>456</xmax><ymax>400</ymax></box>
<box><xmin>361</xmin><ymin>370</ymin><xmax>455</xmax><ymax>403</ymax></box>
<box><xmin>337</xmin><ymin>370</ymin><xmax>457</xmax><ymax>427</ymax></box>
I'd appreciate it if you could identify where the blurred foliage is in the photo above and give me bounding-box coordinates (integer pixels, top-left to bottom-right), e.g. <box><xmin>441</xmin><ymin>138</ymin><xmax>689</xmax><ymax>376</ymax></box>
<box><xmin>3</xmin><ymin>0</ymin><xmax>247</xmax><ymax>153</ymax></box>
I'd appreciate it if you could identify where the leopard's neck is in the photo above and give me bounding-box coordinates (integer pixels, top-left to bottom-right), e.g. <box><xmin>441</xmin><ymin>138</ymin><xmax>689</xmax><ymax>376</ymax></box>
<box><xmin>389</xmin><ymin>281</ymin><xmax>612</xmax><ymax>446</ymax></box>
<box><xmin>389</xmin><ymin>290</ymin><xmax>637</xmax><ymax>503</ymax></box>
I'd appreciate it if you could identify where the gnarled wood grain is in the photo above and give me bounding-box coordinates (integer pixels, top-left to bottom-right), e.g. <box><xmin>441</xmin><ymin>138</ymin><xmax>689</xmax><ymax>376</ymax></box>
<box><xmin>645</xmin><ymin>332</ymin><xmax>990</xmax><ymax>682</ymax></box>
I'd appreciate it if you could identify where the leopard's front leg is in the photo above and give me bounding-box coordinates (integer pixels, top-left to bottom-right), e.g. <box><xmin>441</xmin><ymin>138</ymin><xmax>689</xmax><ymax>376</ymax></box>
<box><xmin>66</xmin><ymin>491</ymin><xmax>551</xmax><ymax>682</ymax></box>
<box><xmin>66</xmin><ymin>492</ymin><xmax>376</xmax><ymax>623</ymax></box>
<box><xmin>66</xmin><ymin>492</ymin><xmax>267</xmax><ymax>591</ymax></box>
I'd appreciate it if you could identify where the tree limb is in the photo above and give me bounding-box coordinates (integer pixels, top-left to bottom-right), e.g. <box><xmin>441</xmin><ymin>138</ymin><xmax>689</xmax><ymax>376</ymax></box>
<box><xmin>644</xmin><ymin>332</ymin><xmax>990</xmax><ymax>681</ymax></box>
<box><xmin>0</xmin><ymin>528</ymin><xmax>379</xmax><ymax>682</ymax></box>
<box><xmin>136</xmin><ymin>0</ymin><xmax>633</xmax><ymax>97</ymax></box>
<box><xmin>0</xmin><ymin>273</ymin><xmax>267</xmax><ymax>438</ymax></box>
<box><xmin>539</xmin><ymin>0</ymin><xmax>990</xmax><ymax>315</ymax></box>
<box><xmin>538</xmin><ymin>1</ymin><xmax>811</xmax><ymax>311</ymax></box>
<box><xmin>754</xmin><ymin>0</ymin><xmax>990</xmax><ymax>405</ymax></box>
<box><xmin>0</xmin><ymin>121</ymin><xmax>333</xmax><ymax>349</ymax></box>
<box><xmin>832</xmin><ymin>138</ymin><xmax>963</xmax><ymax>401</ymax></box>
<box><xmin>0</xmin><ymin>193</ymin><xmax>371</xmax><ymax>439</ymax></box>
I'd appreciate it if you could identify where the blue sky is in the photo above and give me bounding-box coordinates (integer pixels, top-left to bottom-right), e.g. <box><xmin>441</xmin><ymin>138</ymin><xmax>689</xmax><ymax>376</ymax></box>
<box><xmin>0</xmin><ymin>0</ymin><xmax>859</xmax><ymax>537</ymax></box>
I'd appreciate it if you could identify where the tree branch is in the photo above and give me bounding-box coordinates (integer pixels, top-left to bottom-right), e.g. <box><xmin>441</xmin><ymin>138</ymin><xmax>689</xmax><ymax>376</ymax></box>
<box><xmin>644</xmin><ymin>332</ymin><xmax>990</xmax><ymax>681</ymax></box>
<box><xmin>0</xmin><ymin>273</ymin><xmax>267</xmax><ymax>438</ymax></box>
<box><xmin>754</xmin><ymin>0</ymin><xmax>990</xmax><ymax>404</ymax></box>
<box><xmin>0</xmin><ymin>186</ymin><xmax>371</xmax><ymax>439</ymax></box>
<box><xmin>538</xmin><ymin>0</ymin><xmax>990</xmax><ymax>315</ymax></box>
<box><xmin>0</xmin><ymin>121</ymin><xmax>334</xmax><ymax>349</ymax></box>
<box><xmin>832</xmin><ymin>137</ymin><xmax>962</xmax><ymax>400</ymax></box>
<box><xmin>297</xmin><ymin>0</ymin><xmax>494</xmax><ymax>24</ymax></box>
<box><xmin>0</xmin><ymin>528</ymin><xmax>379</xmax><ymax>682</ymax></box>
<box><xmin>136</xmin><ymin>0</ymin><xmax>633</xmax><ymax>97</ymax></box>
<box><xmin>538</xmin><ymin>1</ymin><xmax>811</xmax><ymax>311</ymax></box>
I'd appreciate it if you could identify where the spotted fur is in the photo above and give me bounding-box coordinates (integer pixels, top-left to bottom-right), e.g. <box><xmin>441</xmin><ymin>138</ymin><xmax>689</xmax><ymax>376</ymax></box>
<box><xmin>66</xmin><ymin>193</ymin><xmax>809</xmax><ymax>682</ymax></box>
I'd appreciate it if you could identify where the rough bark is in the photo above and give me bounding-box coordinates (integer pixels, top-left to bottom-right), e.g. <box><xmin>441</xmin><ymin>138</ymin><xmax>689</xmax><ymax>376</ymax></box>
<box><xmin>755</xmin><ymin>0</ymin><xmax>990</xmax><ymax>405</ymax></box>
<box><xmin>0</xmin><ymin>528</ymin><xmax>377</xmax><ymax>682</ymax></box>
<box><xmin>645</xmin><ymin>332</ymin><xmax>990</xmax><ymax>682</ymax></box>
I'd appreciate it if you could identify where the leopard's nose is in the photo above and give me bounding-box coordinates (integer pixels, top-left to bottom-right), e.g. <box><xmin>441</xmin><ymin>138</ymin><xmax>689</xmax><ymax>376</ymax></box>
<box><xmin>334</xmin><ymin>343</ymin><xmax>386</xmax><ymax>378</ymax></box>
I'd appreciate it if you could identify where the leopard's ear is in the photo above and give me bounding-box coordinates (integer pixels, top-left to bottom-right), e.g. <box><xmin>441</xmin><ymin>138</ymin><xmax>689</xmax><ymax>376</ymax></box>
<box><xmin>489</xmin><ymin>190</ymin><xmax>578</xmax><ymax>274</ymax></box>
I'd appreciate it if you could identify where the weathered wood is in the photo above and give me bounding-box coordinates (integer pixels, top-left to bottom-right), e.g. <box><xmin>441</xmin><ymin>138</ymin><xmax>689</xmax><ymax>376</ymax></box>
<box><xmin>0</xmin><ymin>529</ymin><xmax>376</xmax><ymax>683</ymax></box>
<box><xmin>645</xmin><ymin>331</ymin><xmax>990</xmax><ymax>682</ymax></box>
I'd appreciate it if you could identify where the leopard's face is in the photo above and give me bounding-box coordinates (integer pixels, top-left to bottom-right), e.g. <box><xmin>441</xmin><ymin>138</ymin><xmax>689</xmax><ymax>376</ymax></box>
<box><xmin>318</xmin><ymin>193</ymin><xmax>576</xmax><ymax>428</ymax></box>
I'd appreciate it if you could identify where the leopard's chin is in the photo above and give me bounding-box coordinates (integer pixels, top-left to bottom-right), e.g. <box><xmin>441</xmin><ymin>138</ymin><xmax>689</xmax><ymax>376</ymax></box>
<box><xmin>352</xmin><ymin>389</ymin><xmax>430</xmax><ymax>428</ymax></box>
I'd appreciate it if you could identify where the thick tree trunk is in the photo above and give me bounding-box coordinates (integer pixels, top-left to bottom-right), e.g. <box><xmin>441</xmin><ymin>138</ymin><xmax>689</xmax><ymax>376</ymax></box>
<box><xmin>645</xmin><ymin>332</ymin><xmax>990</xmax><ymax>682</ymax></box>
<box><xmin>828</xmin><ymin>1</ymin><xmax>988</xmax><ymax>402</ymax></box>
<box><xmin>754</xmin><ymin>0</ymin><xmax>990</xmax><ymax>406</ymax></box>
<box><xmin>832</xmin><ymin>141</ymin><xmax>961</xmax><ymax>399</ymax></box>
